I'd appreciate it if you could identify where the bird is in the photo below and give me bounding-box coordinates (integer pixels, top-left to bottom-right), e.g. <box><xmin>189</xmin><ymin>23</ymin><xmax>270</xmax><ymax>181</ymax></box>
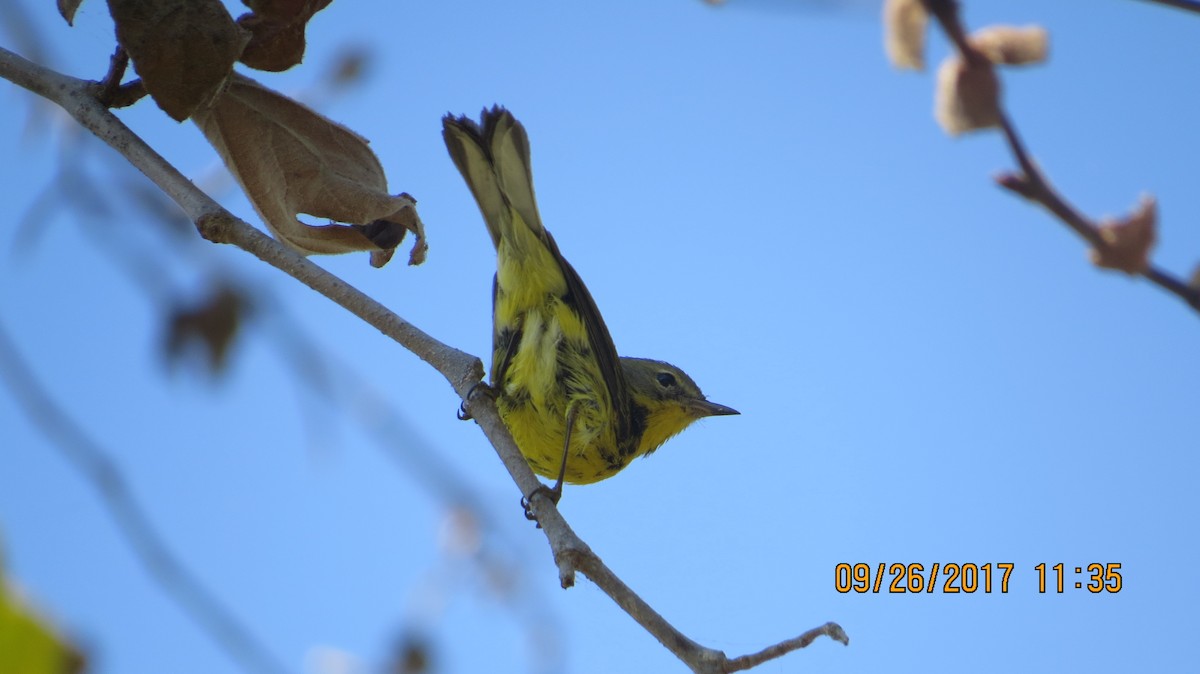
<box><xmin>442</xmin><ymin>106</ymin><xmax>737</xmax><ymax>506</ymax></box>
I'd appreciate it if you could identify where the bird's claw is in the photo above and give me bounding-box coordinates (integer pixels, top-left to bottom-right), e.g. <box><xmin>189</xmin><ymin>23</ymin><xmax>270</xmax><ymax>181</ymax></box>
<box><xmin>457</xmin><ymin>381</ymin><xmax>492</xmax><ymax>420</ymax></box>
<box><xmin>521</xmin><ymin>484</ymin><xmax>562</xmax><ymax>526</ymax></box>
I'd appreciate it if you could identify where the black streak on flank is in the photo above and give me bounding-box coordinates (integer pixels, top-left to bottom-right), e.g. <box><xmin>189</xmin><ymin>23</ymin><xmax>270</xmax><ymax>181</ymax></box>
<box><xmin>493</xmin><ymin>326</ymin><xmax>521</xmax><ymax>386</ymax></box>
<box><xmin>560</xmin><ymin>286</ymin><xmax>578</xmax><ymax>311</ymax></box>
<box><xmin>553</xmin><ymin>339</ymin><xmax>592</xmax><ymax>391</ymax></box>
<box><xmin>622</xmin><ymin>403</ymin><xmax>648</xmax><ymax>456</ymax></box>
<box><xmin>496</xmin><ymin>327</ymin><xmax>517</xmax><ymax>351</ymax></box>
<box><xmin>553</xmin><ymin>339</ymin><xmax>572</xmax><ymax>388</ymax></box>
<box><xmin>598</xmin><ymin>446</ymin><xmax>617</xmax><ymax>466</ymax></box>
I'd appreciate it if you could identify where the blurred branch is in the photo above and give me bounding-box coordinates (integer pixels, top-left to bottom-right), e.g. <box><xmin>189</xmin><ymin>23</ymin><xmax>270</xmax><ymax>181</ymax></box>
<box><xmin>0</xmin><ymin>45</ymin><xmax>845</xmax><ymax>672</ymax></box>
<box><xmin>0</xmin><ymin>320</ymin><xmax>289</xmax><ymax>674</ymax></box>
<box><xmin>265</xmin><ymin>305</ymin><xmax>567</xmax><ymax>671</ymax></box>
<box><xmin>919</xmin><ymin>0</ymin><xmax>1200</xmax><ymax>314</ymax></box>
<box><xmin>0</xmin><ymin>0</ymin><xmax>49</xmax><ymax>73</ymax></box>
<box><xmin>266</xmin><ymin>302</ymin><xmax>489</xmax><ymax>509</ymax></box>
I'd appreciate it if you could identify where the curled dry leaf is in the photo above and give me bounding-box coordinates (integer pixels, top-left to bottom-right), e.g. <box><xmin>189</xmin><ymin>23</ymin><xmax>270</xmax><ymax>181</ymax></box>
<box><xmin>883</xmin><ymin>0</ymin><xmax>928</xmax><ymax>70</ymax></box>
<box><xmin>193</xmin><ymin>74</ymin><xmax>427</xmax><ymax>267</ymax></box>
<box><xmin>971</xmin><ymin>25</ymin><xmax>1049</xmax><ymax>66</ymax></box>
<box><xmin>1090</xmin><ymin>195</ymin><xmax>1157</xmax><ymax>275</ymax></box>
<box><xmin>237</xmin><ymin>0</ymin><xmax>333</xmax><ymax>72</ymax></box>
<box><xmin>935</xmin><ymin>55</ymin><xmax>1001</xmax><ymax>136</ymax></box>
<box><xmin>108</xmin><ymin>0</ymin><xmax>249</xmax><ymax>121</ymax></box>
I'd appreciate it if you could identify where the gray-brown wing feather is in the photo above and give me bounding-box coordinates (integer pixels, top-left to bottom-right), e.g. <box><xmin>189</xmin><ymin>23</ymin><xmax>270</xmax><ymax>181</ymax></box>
<box><xmin>539</xmin><ymin>229</ymin><xmax>635</xmax><ymax>451</ymax></box>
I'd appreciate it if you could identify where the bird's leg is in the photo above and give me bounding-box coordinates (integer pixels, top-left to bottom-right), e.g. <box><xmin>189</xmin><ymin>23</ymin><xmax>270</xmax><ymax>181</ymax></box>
<box><xmin>523</xmin><ymin>404</ymin><xmax>575</xmax><ymax>522</ymax></box>
<box><xmin>549</xmin><ymin>404</ymin><xmax>576</xmax><ymax>499</ymax></box>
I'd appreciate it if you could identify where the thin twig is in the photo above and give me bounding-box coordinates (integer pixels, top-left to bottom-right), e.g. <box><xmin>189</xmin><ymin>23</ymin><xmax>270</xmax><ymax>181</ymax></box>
<box><xmin>95</xmin><ymin>46</ymin><xmax>127</xmax><ymax>106</ymax></box>
<box><xmin>921</xmin><ymin>0</ymin><xmax>980</xmax><ymax>65</ymax></box>
<box><xmin>725</xmin><ymin>622</ymin><xmax>851</xmax><ymax>672</ymax></box>
<box><xmin>93</xmin><ymin>44</ymin><xmax>145</xmax><ymax>107</ymax></box>
<box><xmin>994</xmin><ymin>114</ymin><xmax>1103</xmax><ymax>249</ymax></box>
<box><xmin>0</xmin><ymin>321</ymin><xmax>290</xmax><ymax>674</ymax></box>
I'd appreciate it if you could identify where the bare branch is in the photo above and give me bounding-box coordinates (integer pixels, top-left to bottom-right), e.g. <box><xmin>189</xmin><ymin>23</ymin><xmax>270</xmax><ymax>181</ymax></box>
<box><xmin>0</xmin><ymin>320</ymin><xmax>289</xmax><ymax>674</ymax></box>
<box><xmin>0</xmin><ymin>44</ymin><xmax>845</xmax><ymax>671</ymax></box>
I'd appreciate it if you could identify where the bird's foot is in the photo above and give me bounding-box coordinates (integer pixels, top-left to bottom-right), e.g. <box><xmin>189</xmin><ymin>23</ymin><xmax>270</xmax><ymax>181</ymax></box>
<box><xmin>457</xmin><ymin>381</ymin><xmax>493</xmax><ymax>420</ymax></box>
<box><xmin>521</xmin><ymin>483</ymin><xmax>562</xmax><ymax>526</ymax></box>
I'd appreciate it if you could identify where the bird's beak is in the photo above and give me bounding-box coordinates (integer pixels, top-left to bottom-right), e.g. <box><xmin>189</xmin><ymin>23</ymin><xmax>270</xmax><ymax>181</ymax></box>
<box><xmin>689</xmin><ymin>399</ymin><xmax>740</xmax><ymax>418</ymax></box>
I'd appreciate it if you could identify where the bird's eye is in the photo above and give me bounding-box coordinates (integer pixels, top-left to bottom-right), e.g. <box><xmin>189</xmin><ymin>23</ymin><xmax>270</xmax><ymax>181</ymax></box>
<box><xmin>655</xmin><ymin>372</ymin><xmax>677</xmax><ymax>388</ymax></box>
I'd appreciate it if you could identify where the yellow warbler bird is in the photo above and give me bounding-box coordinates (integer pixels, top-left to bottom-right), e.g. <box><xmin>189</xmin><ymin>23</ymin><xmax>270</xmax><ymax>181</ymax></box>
<box><xmin>443</xmin><ymin>106</ymin><xmax>737</xmax><ymax>500</ymax></box>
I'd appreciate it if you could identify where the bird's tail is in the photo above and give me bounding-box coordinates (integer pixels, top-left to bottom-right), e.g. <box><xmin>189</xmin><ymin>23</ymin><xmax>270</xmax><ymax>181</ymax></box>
<box><xmin>442</xmin><ymin>106</ymin><xmax>544</xmax><ymax>249</ymax></box>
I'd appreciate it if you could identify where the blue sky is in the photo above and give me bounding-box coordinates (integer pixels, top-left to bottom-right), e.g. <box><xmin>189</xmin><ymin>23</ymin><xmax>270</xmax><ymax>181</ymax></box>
<box><xmin>2</xmin><ymin>1</ymin><xmax>1199</xmax><ymax>672</ymax></box>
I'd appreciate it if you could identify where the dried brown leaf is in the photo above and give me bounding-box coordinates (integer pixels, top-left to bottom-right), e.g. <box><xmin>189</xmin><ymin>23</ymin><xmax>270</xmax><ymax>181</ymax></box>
<box><xmin>971</xmin><ymin>25</ymin><xmax>1049</xmax><ymax>66</ymax></box>
<box><xmin>935</xmin><ymin>54</ymin><xmax>1001</xmax><ymax>136</ymax></box>
<box><xmin>57</xmin><ymin>0</ymin><xmax>85</xmax><ymax>26</ymax></box>
<box><xmin>237</xmin><ymin>0</ymin><xmax>333</xmax><ymax>72</ymax></box>
<box><xmin>192</xmin><ymin>74</ymin><xmax>427</xmax><ymax>267</ymax></box>
<box><xmin>1090</xmin><ymin>195</ymin><xmax>1157</xmax><ymax>275</ymax></box>
<box><xmin>108</xmin><ymin>0</ymin><xmax>249</xmax><ymax>121</ymax></box>
<box><xmin>883</xmin><ymin>0</ymin><xmax>928</xmax><ymax>70</ymax></box>
<box><xmin>164</xmin><ymin>286</ymin><xmax>249</xmax><ymax>374</ymax></box>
